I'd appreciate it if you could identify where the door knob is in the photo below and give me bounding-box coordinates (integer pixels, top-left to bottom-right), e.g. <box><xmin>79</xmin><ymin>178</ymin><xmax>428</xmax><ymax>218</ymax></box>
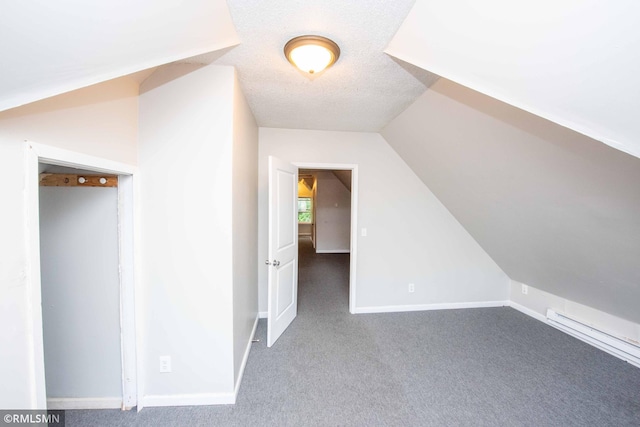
<box><xmin>265</xmin><ymin>260</ymin><xmax>272</xmax><ymax>265</ymax></box>
<box><xmin>273</xmin><ymin>260</ymin><xmax>280</xmax><ymax>267</ymax></box>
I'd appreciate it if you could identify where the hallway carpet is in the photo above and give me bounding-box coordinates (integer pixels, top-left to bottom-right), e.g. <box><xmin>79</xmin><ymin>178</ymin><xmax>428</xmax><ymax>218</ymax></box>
<box><xmin>68</xmin><ymin>237</ymin><xmax>640</xmax><ymax>426</ymax></box>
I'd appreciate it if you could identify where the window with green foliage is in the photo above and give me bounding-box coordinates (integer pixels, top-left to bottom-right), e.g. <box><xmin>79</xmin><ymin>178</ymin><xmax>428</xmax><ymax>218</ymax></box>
<box><xmin>298</xmin><ymin>197</ymin><xmax>313</xmax><ymax>223</ymax></box>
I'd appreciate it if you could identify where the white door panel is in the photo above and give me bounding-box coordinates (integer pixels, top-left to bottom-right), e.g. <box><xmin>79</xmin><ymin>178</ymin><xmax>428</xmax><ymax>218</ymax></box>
<box><xmin>275</xmin><ymin>260</ymin><xmax>295</xmax><ymax>318</ymax></box>
<box><xmin>267</xmin><ymin>156</ymin><xmax>298</xmax><ymax>347</ymax></box>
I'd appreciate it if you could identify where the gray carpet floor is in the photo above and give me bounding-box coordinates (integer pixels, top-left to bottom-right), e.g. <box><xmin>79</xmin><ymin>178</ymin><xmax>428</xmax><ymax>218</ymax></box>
<box><xmin>69</xmin><ymin>237</ymin><xmax>640</xmax><ymax>426</ymax></box>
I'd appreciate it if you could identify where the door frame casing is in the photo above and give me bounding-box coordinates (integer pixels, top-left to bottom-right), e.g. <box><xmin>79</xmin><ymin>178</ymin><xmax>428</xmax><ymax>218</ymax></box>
<box><xmin>293</xmin><ymin>162</ymin><xmax>359</xmax><ymax>314</ymax></box>
<box><xmin>25</xmin><ymin>141</ymin><xmax>141</xmax><ymax>410</ymax></box>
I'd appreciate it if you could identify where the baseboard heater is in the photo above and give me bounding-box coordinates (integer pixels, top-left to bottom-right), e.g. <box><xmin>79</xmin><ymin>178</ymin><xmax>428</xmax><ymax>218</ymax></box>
<box><xmin>546</xmin><ymin>309</ymin><xmax>640</xmax><ymax>369</ymax></box>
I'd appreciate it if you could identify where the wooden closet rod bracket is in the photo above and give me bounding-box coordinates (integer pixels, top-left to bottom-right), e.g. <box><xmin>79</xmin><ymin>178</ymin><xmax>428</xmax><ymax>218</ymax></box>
<box><xmin>39</xmin><ymin>173</ymin><xmax>118</xmax><ymax>187</ymax></box>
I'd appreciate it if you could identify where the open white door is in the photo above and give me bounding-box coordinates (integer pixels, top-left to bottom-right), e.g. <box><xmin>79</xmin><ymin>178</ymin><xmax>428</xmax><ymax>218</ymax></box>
<box><xmin>267</xmin><ymin>156</ymin><xmax>298</xmax><ymax>347</ymax></box>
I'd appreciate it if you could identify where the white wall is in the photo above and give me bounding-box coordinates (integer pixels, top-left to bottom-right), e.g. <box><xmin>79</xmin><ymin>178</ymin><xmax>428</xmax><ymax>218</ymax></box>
<box><xmin>0</xmin><ymin>62</ymin><xmax>256</xmax><ymax>407</ymax></box>
<box><xmin>231</xmin><ymin>71</ymin><xmax>259</xmax><ymax>385</ymax></box>
<box><xmin>39</xmin><ymin>186</ymin><xmax>122</xmax><ymax>400</ymax></box>
<box><xmin>315</xmin><ymin>171</ymin><xmax>351</xmax><ymax>253</ymax></box>
<box><xmin>138</xmin><ymin>64</ymin><xmax>236</xmax><ymax>401</ymax></box>
<box><xmin>386</xmin><ymin>0</ymin><xmax>640</xmax><ymax>159</ymax></box>
<box><xmin>0</xmin><ymin>77</ymin><xmax>139</xmax><ymax>165</ymax></box>
<box><xmin>0</xmin><ymin>77</ymin><xmax>139</xmax><ymax>409</ymax></box>
<box><xmin>258</xmin><ymin>128</ymin><xmax>509</xmax><ymax>313</ymax></box>
<box><xmin>382</xmin><ymin>78</ymin><xmax>640</xmax><ymax>324</ymax></box>
<box><xmin>0</xmin><ymin>0</ymin><xmax>238</xmax><ymax>112</ymax></box>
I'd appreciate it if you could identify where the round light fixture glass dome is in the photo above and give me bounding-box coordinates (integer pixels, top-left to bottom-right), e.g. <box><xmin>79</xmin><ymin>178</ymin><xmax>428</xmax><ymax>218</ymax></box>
<box><xmin>284</xmin><ymin>35</ymin><xmax>340</xmax><ymax>74</ymax></box>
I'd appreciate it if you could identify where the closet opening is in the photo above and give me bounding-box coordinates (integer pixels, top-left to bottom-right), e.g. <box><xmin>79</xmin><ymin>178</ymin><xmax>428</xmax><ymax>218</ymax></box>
<box><xmin>37</xmin><ymin>160</ymin><xmax>136</xmax><ymax>411</ymax></box>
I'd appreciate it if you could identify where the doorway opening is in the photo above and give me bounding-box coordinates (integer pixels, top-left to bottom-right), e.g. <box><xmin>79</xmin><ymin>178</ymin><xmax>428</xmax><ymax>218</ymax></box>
<box><xmin>294</xmin><ymin>163</ymin><xmax>358</xmax><ymax>314</ymax></box>
<box><xmin>39</xmin><ymin>164</ymin><xmax>124</xmax><ymax>409</ymax></box>
<box><xmin>297</xmin><ymin>169</ymin><xmax>353</xmax><ymax>313</ymax></box>
<box><xmin>26</xmin><ymin>142</ymin><xmax>138</xmax><ymax>410</ymax></box>
<box><xmin>266</xmin><ymin>158</ymin><xmax>358</xmax><ymax>346</ymax></box>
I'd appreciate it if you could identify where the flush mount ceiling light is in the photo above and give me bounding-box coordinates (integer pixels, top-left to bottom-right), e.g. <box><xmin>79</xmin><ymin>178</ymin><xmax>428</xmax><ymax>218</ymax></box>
<box><xmin>284</xmin><ymin>35</ymin><xmax>340</xmax><ymax>75</ymax></box>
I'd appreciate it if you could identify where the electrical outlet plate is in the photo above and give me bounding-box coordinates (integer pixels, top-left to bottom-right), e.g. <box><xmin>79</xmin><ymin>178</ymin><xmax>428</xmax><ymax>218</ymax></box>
<box><xmin>408</xmin><ymin>283</ymin><xmax>415</xmax><ymax>293</ymax></box>
<box><xmin>522</xmin><ymin>284</ymin><xmax>528</xmax><ymax>295</ymax></box>
<box><xmin>159</xmin><ymin>355</ymin><xmax>172</xmax><ymax>373</ymax></box>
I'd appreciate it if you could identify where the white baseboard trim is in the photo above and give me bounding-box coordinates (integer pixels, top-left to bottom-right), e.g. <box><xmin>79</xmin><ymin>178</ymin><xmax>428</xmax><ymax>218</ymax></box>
<box><xmin>143</xmin><ymin>315</ymin><xmax>259</xmax><ymax>409</ymax></box>
<box><xmin>258</xmin><ymin>311</ymin><xmax>267</xmax><ymax>319</ymax></box>
<box><xmin>315</xmin><ymin>249</ymin><xmax>350</xmax><ymax>254</ymax></box>
<box><xmin>234</xmin><ymin>315</ymin><xmax>259</xmax><ymax>398</ymax></box>
<box><xmin>143</xmin><ymin>392</ymin><xmax>235</xmax><ymax>407</ymax></box>
<box><xmin>354</xmin><ymin>300</ymin><xmax>509</xmax><ymax>314</ymax></box>
<box><xmin>509</xmin><ymin>301</ymin><xmax>547</xmax><ymax>323</ymax></box>
<box><xmin>47</xmin><ymin>397</ymin><xmax>122</xmax><ymax>410</ymax></box>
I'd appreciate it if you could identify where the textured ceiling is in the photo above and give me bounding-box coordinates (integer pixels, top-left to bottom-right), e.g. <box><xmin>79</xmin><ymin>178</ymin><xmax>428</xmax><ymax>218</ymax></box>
<box><xmin>214</xmin><ymin>0</ymin><xmax>438</xmax><ymax>131</ymax></box>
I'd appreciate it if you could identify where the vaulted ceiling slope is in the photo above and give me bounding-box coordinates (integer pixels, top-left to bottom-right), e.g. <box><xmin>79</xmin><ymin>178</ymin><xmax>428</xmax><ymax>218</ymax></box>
<box><xmin>382</xmin><ymin>78</ymin><xmax>640</xmax><ymax>324</ymax></box>
<box><xmin>0</xmin><ymin>0</ymin><xmax>238</xmax><ymax>112</ymax></box>
<box><xmin>214</xmin><ymin>0</ymin><xmax>438</xmax><ymax>131</ymax></box>
<box><xmin>386</xmin><ymin>0</ymin><xmax>640</xmax><ymax>159</ymax></box>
